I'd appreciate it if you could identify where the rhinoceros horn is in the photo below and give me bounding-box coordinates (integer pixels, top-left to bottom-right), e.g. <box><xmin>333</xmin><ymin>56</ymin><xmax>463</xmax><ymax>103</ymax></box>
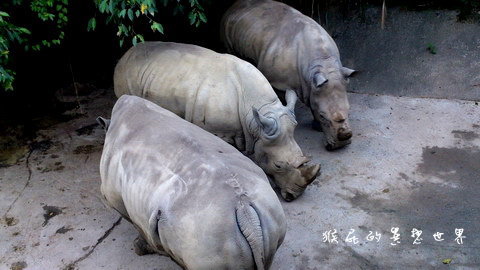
<box><xmin>313</xmin><ymin>72</ymin><xmax>328</xmax><ymax>87</ymax></box>
<box><xmin>285</xmin><ymin>89</ymin><xmax>298</xmax><ymax>112</ymax></box>
<box><xmin>299</xmin><ymin>163</ymin><xmax>321</xmax><ymax>185</ymax></box>
<box><xmin>252</xmin><ymin>107</ymin><xmax>278</xmax><ymax>137</ymax></box>
<box><xmin>296</xmin><ymin>156</ymin><xmax>321</xmax><ymax>185</ymax></box>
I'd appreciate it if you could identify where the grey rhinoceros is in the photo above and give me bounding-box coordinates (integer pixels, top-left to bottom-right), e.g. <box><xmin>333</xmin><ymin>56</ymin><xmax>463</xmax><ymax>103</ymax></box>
<box><xmin>221</xmin><ymin>0</ymin><xmax>356</xmax><ymax>150</ymax></box>
<box><xmin>99</xmin><ymin>95</ymin><xmax>286</xmax><ymax>269</ymax></box>
<box><xmin>114</xmin><ymin>41</ymin><xmax>320</xmax><ymax>201</ymax></box>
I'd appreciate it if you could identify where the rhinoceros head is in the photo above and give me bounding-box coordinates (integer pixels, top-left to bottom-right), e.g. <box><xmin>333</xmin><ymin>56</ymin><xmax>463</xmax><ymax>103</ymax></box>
<box><xmin>252</xmin><ymin>90</ymin><xmax>321</xmax><ymax>201</ymax></box>
<box><xmin>309</xmin><ymin>66</ymin><xmax>355</xmax><ymax>151</ymax></box>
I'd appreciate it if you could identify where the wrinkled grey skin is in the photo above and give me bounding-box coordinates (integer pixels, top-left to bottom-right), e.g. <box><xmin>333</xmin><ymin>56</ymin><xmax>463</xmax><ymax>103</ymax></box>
<box><xmin>99</xmin><ymin>95</ymin><xmax>286</xmax><ymax>269</ymax></box>
<box><xmin>221</xmin><ymin>0</ymin><xmax>356</xmax><ymax>150</ymax></box>
<box><xmin>114</xmin><ymin>42</ymin><xmax>320</xmax><ymax>200</ymax></box>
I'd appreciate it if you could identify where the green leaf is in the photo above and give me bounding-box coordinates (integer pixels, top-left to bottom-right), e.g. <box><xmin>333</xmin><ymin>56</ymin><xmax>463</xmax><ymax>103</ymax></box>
<box><xmin>87</xmin><ymin>17</ymin><xmax>96</xmax><ymax>31</ymax></box>
<box><xmin>18</xmin><ymin>28</ymin><xmax>31</xmax><ymax>35</ymax></box>
<box><xmin>150</xmin><ymin>22</ymin><xmax>163</xmax><ymax>33</ymax></box>
<box><xmin>198</xmin><ymin>12</ymin><xmax>207</xmax><ymax>23</ymax></box>
<box><xmin>188</xmin><ymin>12</ymin><xmax>197</xmax><ymax>25</ymax></box>
<box><xmin>119</xmin><ymin>9</ymin><xmax>126</xmax><ymax>18</ymax></box>
<box><xmin>0</xmin><ymin>11</ymin><xmax>10</xmax><ymax>17</ymax></box>
<box><xmin>99</xmin><ymin>1</ymin><xmax>108</xmax><ymax>13</ymax></box>
<box><xmin>127</xmin><ymin>9</ymin><xmax>134</xmax><ymax>20</ymax></box>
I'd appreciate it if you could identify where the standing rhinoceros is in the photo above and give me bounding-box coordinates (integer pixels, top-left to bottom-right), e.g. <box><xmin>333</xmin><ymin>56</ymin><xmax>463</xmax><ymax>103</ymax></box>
<box><xmin>221</xmin><ymin>0</ymin><xmax>356</xmax><ymax>150</ymax></box>
<box><xmin>99</xmin><ymin>95</ymin><xmax>286</xmax><ymax>269</ymax></box>
<box><xmin>114</xmin><ymin>41</ymin><xmax>320</xmax><ymax>201</ymax></box>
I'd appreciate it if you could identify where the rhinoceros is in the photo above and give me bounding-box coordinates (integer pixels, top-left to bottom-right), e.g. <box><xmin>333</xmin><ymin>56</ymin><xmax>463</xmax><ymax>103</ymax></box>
<box><xmin>221</xmin><ymin>0</ymin><xmax>356</xmax><ymax>150</ymax></box>
<box><xmin>99</xmin><ymin>95</ymin><xmax>286</xmax><ymax>269</ymax></box>
<box><xmin>114</xmin><ymin>41</ymin><xmax>320</xmax><ymax>201</ymax></box>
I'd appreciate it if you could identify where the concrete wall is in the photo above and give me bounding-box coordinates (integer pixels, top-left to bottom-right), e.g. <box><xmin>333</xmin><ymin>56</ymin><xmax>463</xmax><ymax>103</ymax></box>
<box><xmin>327</xmin><ymin>7</ymin><xmax>480</xmax><ymax>101</ymax></box>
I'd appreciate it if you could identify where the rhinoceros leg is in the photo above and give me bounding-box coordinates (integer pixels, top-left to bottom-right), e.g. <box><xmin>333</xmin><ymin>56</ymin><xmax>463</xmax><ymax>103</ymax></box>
<box><xmin>133</xmin><ymin>234</ymin><xmax>156</xmax><ymax>256</ymax></box>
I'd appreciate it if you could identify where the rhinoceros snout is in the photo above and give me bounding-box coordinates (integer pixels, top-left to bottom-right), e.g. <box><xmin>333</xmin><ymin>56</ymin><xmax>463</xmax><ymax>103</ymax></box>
<box><xmin>337</xmin><ymin>128</ymin><xmax>352</xmax><ymax>141</ymax></box>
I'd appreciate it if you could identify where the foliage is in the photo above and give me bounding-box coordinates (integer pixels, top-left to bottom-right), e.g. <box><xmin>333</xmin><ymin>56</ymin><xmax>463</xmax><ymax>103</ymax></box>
<box><xmin>0</xmin><ymin>0</ymin><xmax>207</xmax><ymax>91</ymax></box>
<box><xmin>1</xmin><ymin>0</ymin><xmax>68</xmax><ymax>90</ymax></box>
<box><xmin>90</xmin><ymin>0</ymin><xmax>207</xmax><ymax>47</ymax></box>
<box><xmin>0</xmin><ymin>11</ymin><xmax>30</xmax><ymax>90</ymax></box>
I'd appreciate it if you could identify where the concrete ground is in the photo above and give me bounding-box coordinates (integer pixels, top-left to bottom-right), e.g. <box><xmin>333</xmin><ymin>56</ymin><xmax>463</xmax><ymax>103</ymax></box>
<box><xmin>0</xmin><ymin>87</ymin><xmax>479</xmax><ymax>270</ymax></box>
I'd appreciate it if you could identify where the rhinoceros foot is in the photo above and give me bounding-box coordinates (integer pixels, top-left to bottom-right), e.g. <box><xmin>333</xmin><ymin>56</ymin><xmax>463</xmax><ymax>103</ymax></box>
<box><xmin>133</xmin><ymin>235</ymin><xmax>156</xmax><ymax>256</ymax></box>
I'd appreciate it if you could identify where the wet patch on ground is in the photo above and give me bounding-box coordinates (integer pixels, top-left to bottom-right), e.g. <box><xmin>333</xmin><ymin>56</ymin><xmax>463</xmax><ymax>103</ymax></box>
<box><xmin>10</xmin><ymin>261</ymin><xmax>27</xmax><ymax>270</ymax></box>
<box><xmin>0</xmin><ymin>125</ymin><xmax>30</xmax><ymax>167</ymax></box>
<box><xmin>37</xmin><ymin>161</ymin><xmax>65</xmax><ymax>173</ymax></box>
<box><xmin>42</xmin><ymin>205</ymin><xmax>64</xmax><ymax>226</ymax></box>
<box><xmin>339</xmin><ymin>145</ymin><xmax>480</xmax><ymax>266</ymax></box>
<box><xmin>30</xmin><ymin>140</ymin><xmax>53</xmax><ymax>152</ymax></box>
<box><xmin>0</xmin><ymin>107</ymin><xmax>80</xmax><ymax>167</ymax></box>
<box><xmin>56</xmin><ymin>225</ymin><xmax>73</xmax><ymax>234</ymax></box>
<box><xmin>3</xmin><ymin>216</ymin><xmax>19</xmax><ymax>227</ymax></box>
<box><xmin>451</xmin><ymin>130</ymin><xmax>479</xmax><ymax>141</ymax></box>
<box><xmin>411</xmin><ymin>146</ymin><xmax>480</xmax><ymax>231</ymax></box>
<box><xmin>75</xmin><ymin>123</ymin><xmax>99</xmax><ymax>136</ymax></box>
<box><xmin>12</xmin><ymin>245</ymin><xmax>26</xmax><ymax>252</ymax></box>
<box><xmin>73</xmin><ymin>145</ymin><xmax>101</xmax><ymax>155</ymax></box>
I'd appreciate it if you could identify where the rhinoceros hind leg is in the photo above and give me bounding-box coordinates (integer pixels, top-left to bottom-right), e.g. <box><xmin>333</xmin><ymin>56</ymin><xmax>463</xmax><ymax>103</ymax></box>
<box><xmin>133</xmin><ymin>235</ymin><xmax>156</xmax><ymax>256</ymax></box>
<box><xmin>312</xmin><ymin>120</ymin><xmax>323</xmax><ymax>132</ymax></box>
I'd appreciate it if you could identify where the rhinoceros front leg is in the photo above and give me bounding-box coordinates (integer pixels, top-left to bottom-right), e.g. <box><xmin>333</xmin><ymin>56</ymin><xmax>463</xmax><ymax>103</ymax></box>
<box><xmin>133</xmin><ymin>234</ymin><xmax>157</xmax><ymax>256</ymax></box>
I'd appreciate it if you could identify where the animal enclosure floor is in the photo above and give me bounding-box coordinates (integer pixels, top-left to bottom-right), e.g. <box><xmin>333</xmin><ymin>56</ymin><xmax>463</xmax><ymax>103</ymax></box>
<box><xmin>0</xmin><ymin>91</ymin><xmax>479</xmax><ymax>269</ymax></box>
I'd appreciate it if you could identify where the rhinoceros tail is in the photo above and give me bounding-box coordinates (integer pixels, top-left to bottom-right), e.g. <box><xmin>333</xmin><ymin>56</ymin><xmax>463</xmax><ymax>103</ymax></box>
<box><xmin>96</xmin><ymin>116</ymin><xmax>111</xmax><ymax>131</ymax></box>
<box><xmin>236</xmin><ymin>201</ymin><xmax>265</xmax><ymax>270</ymax></box>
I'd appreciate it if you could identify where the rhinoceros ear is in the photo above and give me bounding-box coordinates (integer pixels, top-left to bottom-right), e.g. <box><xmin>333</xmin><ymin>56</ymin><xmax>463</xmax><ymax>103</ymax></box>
<box><xmin>285</xmin><ymin>90</ymin><xmax>298</xmax><ymax>112</ymax></box>
<box><xmin>96</xmin><ymin>116</ymin><xmax>111</xmax><ymax>131</ymax></box>
<box><xmin>341</xmin><ymin>67</ymin><xmax>356</xmax><ymax>78</ymax></box>
<box><xmin>252</xmin><ymin>107</ymin><xmax>278</xmax><ymax>138</ymax></box>
<box><xmin>313</xmin><ymin>72</ymin><xmax>328</xmax><ymax>88</ymax></box>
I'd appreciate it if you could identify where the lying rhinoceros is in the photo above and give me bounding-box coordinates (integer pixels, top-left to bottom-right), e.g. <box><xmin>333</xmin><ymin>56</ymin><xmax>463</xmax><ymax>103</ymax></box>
<box><xmin>99</xmin><ymin>95</ymin><xmax>286</xmax><ymax>269</ymax></box>
<box><xmin>114</xmin><ymin>41</ymin><xmax>320</xmax><ymax>201</ymax></box>
<box><xmin>221</xmin><ymin>0</ymin><xmax>356</xmax><ymax>150</ymax></box>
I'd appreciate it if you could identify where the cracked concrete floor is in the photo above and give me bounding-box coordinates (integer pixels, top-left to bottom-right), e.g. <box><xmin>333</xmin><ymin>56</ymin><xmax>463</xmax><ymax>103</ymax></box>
<box><xmin>0</xmin><ymin>91</ymin><xmax>479</xmax><ymax>269</ymax></box>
